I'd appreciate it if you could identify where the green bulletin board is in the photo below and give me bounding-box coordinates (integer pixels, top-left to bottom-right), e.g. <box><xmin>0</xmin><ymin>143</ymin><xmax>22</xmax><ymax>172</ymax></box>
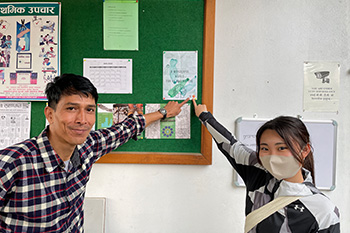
<box><xmin>0</xmin><ymin>0</ymin><xmax>215</xmax><ymax>165</ymax></box>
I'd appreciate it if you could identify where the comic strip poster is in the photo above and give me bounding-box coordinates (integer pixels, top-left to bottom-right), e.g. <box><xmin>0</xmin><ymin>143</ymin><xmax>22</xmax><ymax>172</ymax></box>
<box><xmin>0</xmin><ymin>2</ymin><xmax>60</xmax><ymax>100</ymax></box>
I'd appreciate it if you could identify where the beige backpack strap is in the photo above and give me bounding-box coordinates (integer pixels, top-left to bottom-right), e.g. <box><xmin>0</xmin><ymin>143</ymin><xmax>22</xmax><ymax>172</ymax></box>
<box><xmin>244</xmin><ymin>196</ymin><xmax>300</xmax><ymax>233</ymax></box>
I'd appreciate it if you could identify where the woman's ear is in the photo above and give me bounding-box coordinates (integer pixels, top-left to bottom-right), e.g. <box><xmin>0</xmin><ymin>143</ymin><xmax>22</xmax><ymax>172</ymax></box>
<box><xmin>301</xmin><ymin>143</ymin><xmax>311</xmax><ymax>159</ymax></box>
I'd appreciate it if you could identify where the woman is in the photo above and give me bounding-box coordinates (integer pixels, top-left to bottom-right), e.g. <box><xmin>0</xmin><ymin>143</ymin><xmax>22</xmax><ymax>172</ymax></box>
<box><xmin>193</xmin><ymin>99</ymin><xmax>340</xmax><ymax>233</ymax></box>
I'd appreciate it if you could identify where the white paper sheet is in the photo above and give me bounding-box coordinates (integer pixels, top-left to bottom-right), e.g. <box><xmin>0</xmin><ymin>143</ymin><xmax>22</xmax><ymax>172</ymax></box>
<box><xmin>303</xmin><ymin>62</ymin><xmax>340</xmax><ymax>112</ymax></box>
<box><xmin>0</xmin><ymin>102</ymin><xmax>31</xmax><ymax>149</ymax></box>
<box><xmin>83</xmin><ymin>58</ymin><xmax>132</xmax><ymax>94</ymax></box>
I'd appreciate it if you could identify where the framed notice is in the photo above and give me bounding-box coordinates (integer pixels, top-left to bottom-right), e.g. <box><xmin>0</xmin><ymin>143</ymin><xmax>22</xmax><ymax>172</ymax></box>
<box><xmin>0</xmin><ymin>2</ymin><xmax>60</xmax><ymax>100</ymax></box>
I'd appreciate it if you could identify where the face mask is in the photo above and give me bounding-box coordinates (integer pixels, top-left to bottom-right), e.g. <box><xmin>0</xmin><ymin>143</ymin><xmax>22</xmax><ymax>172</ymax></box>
<box><xmin>260</xmin><ymin>155</ymin><xmax>301</xmax><ymax>180</ymax></box>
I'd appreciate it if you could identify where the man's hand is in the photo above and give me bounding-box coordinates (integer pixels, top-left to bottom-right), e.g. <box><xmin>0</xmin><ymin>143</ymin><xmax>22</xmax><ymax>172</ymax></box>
<box><xmin>136</xmin><ymin>104</ymin><xmax>143</xmax><ymax>115</ymax></box>
<box><xmin>128</xmin><ymin>104</ymin><xmax>143</xmax><ymax>116</ymax></box>
<box><xmin>192</xmin><ymin>99</ymin><xmax>207</xmax><ymax>117</ymax></box>
<box><xmin>127</xmin><ymin>104</ymin><xmax>136</xmax><ymax>116</ymax></box>
<box><xmin>144</xmin><ymin>98</ymin><xmax>190</xmax><ymax>127</ymax></box>
<box><xmin>164</xmin><ymin>97</ymin><xmax>190</xmax><ymax>118</ymax></box>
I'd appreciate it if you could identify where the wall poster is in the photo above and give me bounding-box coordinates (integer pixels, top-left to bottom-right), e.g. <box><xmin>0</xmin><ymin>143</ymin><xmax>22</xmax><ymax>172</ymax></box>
<box><xmin>303</xmin><ymin>62</ymin><xmax>340</xmax><ymax>112</ymax></box>
<box><xmin>0</xmin><ymin>2</ymin><xmax>60</xmax><ymax>100</ymax></box>
<box><xmin>163</xmin><ymin>51</ymin><xmax>198</xmax><ymax>101</ymax></box>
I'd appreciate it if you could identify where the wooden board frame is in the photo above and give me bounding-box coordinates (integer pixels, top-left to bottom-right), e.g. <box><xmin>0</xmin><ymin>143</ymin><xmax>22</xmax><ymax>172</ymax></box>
<box><xmin>97</xmin><ymin>0</ymin><xmax>215</xmax><ymax>165</ymax></box>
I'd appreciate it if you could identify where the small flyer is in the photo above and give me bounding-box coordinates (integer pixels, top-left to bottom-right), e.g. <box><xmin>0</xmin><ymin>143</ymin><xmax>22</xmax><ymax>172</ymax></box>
<box><xmin>303</xmin><ymin>62</ymin><xmax>340</xmax><ymax>112</ymax></box>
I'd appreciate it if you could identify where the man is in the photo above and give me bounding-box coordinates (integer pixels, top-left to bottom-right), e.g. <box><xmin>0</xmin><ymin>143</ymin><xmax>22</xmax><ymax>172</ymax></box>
<box><xmin>0</xmin><ymin>74</ymin><xmax>189</xmax><ymax>232</ymax></box>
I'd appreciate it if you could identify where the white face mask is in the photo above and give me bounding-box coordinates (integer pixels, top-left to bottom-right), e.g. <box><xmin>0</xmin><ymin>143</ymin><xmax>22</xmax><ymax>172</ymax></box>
<box><xmin>260</xmin><ymin>155</ymin><xmax>301</xmax><ymax>180</ymax></box>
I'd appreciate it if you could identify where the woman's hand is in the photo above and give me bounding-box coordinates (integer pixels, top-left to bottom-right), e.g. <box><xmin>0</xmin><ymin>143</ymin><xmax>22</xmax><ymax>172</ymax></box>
<box><xmin>192</xmin><ymin>99</ymin><xmax>207</xmax><ymax>117</ymax></box>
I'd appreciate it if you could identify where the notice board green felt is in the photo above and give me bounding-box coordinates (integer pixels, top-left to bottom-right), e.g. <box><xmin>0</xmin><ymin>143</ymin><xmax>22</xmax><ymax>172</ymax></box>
<box><xmin>4</xmin><ymin>0</ymin><xmax>215</xmax><ymax>164</ymax></box>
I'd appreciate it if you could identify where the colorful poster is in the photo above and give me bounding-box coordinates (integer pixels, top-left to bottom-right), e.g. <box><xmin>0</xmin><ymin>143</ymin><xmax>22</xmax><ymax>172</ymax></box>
<box><xmin>163</xmin><ymin>51</ymin><xmax>198</xmax><ymax>100</ymax></box>
<box><xmin>303</xmin><ymin>62</ymin><xmax>340</xmax><ymax>112</ymax></box>
<box><xmin>97</xmin><ymin>103</ymin><xmax>144</xmax><ymax>139</ymax></box>
<box><xmin>145</xmin><ymin>103</ymin><xmax>190</xmax><ymax>139</ymax></box>
<box><xmin>97</xmin><ymin>103</ymin><xmax>114</xmax><ymax>129</ymax></box>
<box><xmin>0</xmin><ymin>3</ymin><xmax>60</xmax><ymax>100</ymax></box>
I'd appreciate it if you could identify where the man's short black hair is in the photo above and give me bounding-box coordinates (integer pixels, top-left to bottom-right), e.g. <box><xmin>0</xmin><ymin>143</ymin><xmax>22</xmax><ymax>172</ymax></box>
<box><xmin>45</xmin><ymin>73</ymin><xmax>98</xmax><ymax>109</ymax></box>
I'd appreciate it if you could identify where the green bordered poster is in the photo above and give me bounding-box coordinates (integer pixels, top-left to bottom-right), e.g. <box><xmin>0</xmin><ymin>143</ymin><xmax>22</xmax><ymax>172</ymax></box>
<box><xmin>0</xmin><ymin>2</ymin><xmax>60</xmax><ymax>100</ymax></box>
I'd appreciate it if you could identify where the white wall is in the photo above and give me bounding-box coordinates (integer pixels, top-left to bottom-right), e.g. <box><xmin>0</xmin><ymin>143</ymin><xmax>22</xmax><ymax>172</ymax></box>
<box><xmin>86</xmin><ymin>0</ymin><xmax>350</xmax><ymax>232</ymax></box>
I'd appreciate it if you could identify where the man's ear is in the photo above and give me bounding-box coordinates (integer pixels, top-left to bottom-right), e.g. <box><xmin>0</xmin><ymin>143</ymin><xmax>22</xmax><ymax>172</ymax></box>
<box><xmin>44</xmin><ymin>106</ymin><xmax>54</xmax><ymax>124</ymax></box>
<box><xmin>301</xmin><ymin>143</ymin><xmax>311</xmax><ymax>159</ymax></box>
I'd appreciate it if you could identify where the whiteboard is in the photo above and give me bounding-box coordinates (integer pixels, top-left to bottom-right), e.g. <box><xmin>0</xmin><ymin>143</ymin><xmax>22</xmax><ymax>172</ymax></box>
<box><xmin>234</xmin><ymin>117</ymin><xmax>337</xmax><ymax>190</ymax></box>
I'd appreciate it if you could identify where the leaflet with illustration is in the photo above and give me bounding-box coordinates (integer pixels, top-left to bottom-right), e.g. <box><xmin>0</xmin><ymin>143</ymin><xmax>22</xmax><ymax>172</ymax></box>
<box><xmin>163</xmin><ymin>51</ymin><xmax>198</xmax><ymax>100</ymax></box>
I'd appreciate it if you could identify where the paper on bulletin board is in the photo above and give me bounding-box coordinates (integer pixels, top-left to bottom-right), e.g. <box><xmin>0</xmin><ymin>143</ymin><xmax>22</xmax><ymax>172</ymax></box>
<box><xmin>103</xmin><ymin>0</ymin><xmax>138</xmax><ymax>51</ymax></box>
<box><xmin>0</xmin><ymin>101</ymin><xmax>31</xmax><ymax>149</ymax></box>
<box><xmin>83</xmin><ymin>58</ymin><xmax>132</xmax><ymax>94</ymax></box>
<box><xmin>0</xmin><ymin>2</ymin><xmax>60</xmax><ymax>100</ymax></box>
<box><xmin>145</xmin><ymin>103</ymin><xmax>190</xmax><ymax>139</ymax></box>
<box><xmin>96</xmin><ymin>103</ymin><xmax>114</xmax><ymax>129</ymax></box>
<box><xmin>96</xmin><ymin>103</ymin><xmax>144</xmax><ymax>139</ymax></box>
<box><xmin>303</xmin><ymin>62</ymin><xmax>340</xmax><ymax>112</ymax></box>
<box><xmin>163</xmin><ymin>51</ymin><xmax>198</xmax><ymax>100</ymax></box>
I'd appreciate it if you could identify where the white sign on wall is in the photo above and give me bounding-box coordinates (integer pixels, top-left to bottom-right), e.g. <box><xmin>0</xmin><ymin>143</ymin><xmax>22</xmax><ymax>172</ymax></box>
<box><xmin>303</xmin><ymin>62</ymin><xmax>340</xmax><ymax>112</ymax></box>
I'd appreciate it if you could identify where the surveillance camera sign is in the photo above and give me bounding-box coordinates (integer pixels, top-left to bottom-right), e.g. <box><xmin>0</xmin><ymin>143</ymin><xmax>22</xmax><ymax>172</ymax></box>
<box><xmin>303</xmin><ymin>62</ymin><xmax>340</xmax><ymax>112</ymax></box>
